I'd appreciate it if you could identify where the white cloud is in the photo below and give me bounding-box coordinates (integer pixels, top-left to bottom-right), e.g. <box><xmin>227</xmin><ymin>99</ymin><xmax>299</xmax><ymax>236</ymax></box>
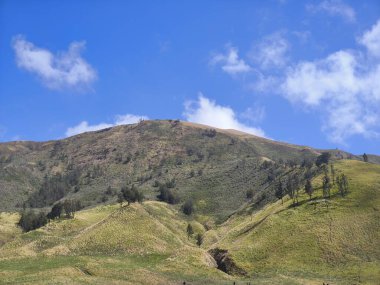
<box><xmin>282</xmin><ymin>46</ymin><xmax>380</xmax><ymax>143</ymax></box>
<box><xmin>210</xmin><ymin>46</ymin><xmax>251</xmax><ymax>75</ymax></box>
<box><xmin>359</xmin><ymin>20</ymin><xmax>380</xmax><ymax>57</ymax></box>
<box><xmin>251</xmin><ymin>33</ymin><xmax>289</xmax><ymax>69</ymax></box>
<box><xmin>240</xmin><ymin>106</ymin><xmax>266</xmax><ymax>123</ymax></box>
<box><xmin>12</xmin><ymin>35</ymin><xmax>97</xmax><ymax>90</ymax></box>
<box><xmin>307</xmin><ymin>0</ymin><xmax>356</xmax><ymax>22</ymax></box>
<box><xmin>65</xmin><ymin>114</ymin><xmax>148</xmax><ymax>137</ymax></box>
<box><xmin>183</xmin><ymin>94</ymin><xmax>265</xmax><ymax>137</ymax></box>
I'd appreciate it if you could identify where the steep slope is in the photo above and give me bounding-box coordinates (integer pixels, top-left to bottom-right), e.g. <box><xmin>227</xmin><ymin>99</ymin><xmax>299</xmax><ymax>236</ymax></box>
<box><xmin>0</xmin><ymin>120</ymin><xmax>321</xmax><ymax>220</ymax></box>
<box><xmin>205</xmin><ymin>160</ymin><xmax>380</xmax><ymax>284</ymax></box>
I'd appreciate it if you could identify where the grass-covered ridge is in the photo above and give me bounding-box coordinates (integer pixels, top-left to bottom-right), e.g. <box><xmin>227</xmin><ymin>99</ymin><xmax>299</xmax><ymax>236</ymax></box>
<box><xmin>0</xmin><ymin>159</ymin><xmax>379</xmax><ymax>284</ymax></box>
<box><xmin>207</xmin><ymin>160</ymin><xmax>380</xmax><ymax>284</ymax></box>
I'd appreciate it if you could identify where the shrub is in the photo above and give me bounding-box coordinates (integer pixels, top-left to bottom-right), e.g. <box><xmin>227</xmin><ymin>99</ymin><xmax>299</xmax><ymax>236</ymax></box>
<box><xmin>316</xmin><ymin>152</ymin><xmax>331</xmax><ymax>167</ymax></box>
<box><xmin>18</xmin><ymin>210</ymin><xmax>47</xmax><ymax>232</ymax></box>
<box><xmin>183</xmin><ymin>199</ymin><xmax>194</xmax><ymax>215</ymax></box>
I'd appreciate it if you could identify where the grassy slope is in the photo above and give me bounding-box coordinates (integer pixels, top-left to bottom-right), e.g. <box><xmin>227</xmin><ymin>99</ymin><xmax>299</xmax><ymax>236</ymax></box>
<box><xmin>207</xmin><ymin>160</ymin><xmax>380</xmax><ymax>284</ymax></box>
<box><xmin>0</xmin><ymin>160</ymin><xmax>379</xmax><ymax>284</ymax></box>
<box><xmin>0</xmin><ymin>202</ymin><xmax>232</xmax><ymax>284</ymax></box>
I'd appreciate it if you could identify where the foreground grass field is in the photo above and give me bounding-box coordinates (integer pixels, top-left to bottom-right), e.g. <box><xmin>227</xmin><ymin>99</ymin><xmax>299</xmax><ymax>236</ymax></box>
<box><xmin>0</xmin><ymin>160</ymin><xmax>379</xmax><ymax>284</ymax></box>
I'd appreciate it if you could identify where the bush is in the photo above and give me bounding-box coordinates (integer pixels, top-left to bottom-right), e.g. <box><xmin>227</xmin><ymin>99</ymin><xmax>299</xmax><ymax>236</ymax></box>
<box><xmin>18</xmin><ymin>210</ymin><xmax>47</xmax><ymax>232</ymax></box>
<box><xmin>246</xmin><ymin>189</ymin><xmax>254</xmax><ymax>199</ymax></box>
<box><xmin>157</xmin><ymin>185</ymin><xmax>180</xmax><ymax>204</ymax></box>
<box><xmin>316</xmin><ymin>152</ymin><xmax>331</xmax><ymax>167</ymax></box>
<box><xmin>120</xmin><ymin>185</ymin><xmax>144</xmax><ymax>205</ymax></box>
<box><xmin>183</xmin><ymin>199</ymin><xmax>194</xmax><ymax>215</ymax></box>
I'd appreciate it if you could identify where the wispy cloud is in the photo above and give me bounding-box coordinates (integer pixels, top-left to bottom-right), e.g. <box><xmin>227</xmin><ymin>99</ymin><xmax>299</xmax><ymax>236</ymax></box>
<box><xmin>251</xmin><ymin>32</ymin><xmax>290</xmax><ymax>69</ymax></box>
<box><xmin>65</xmin><ymin>114</ymin><xmax>148</xmax><ymax>137</ymax></box>
<box><xmin>12</xmin><ymin>35</ymin><xmax>97</xmax><ymax>90</ymax></box>
<box><xmin>183</xmin><ymin>94</ymin><xmax>265</xmax><ymax>137</ymax></box>
<box><xmin>282</xmin><ymin>20</ymin><xmax>380</xmax><ymax>144</ymax></box>
<box><xmin>240</xmin><ymin>106</ymin><xmax>266</xmax><ymax>124</ymax></box>
<box><xmin>307</xmin><ymin>0</ymin><xmax>356</xmax><ymax>22</ymax></box>
<box><xmin>210</xmin><ymin>46</ymin><xmax>251</xmax><ymax>75</ymax></box>
<box><xmin>359</xmin><ymin>19</ymin><xmax>380</xmax><ymax>57</ymax></box>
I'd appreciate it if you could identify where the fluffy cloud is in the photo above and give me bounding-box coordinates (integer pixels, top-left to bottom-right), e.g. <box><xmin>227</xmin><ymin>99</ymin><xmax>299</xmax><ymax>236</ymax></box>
<box><xmin>252</xmin><ymin>33</ymin><xmax>289</xmax><ymax>69</ymax></box>
<box><xmin>307</xmin><ymin>0</ymin><xmax>356</xmax><ymax>22</ymax></box>
<box><xmin>12</xmin><ymin>35</ymin><xmax>96</xmax><ymax>90</ymax></box>
<box><xmin>65</xmin><ymin>114</ymin><xmax>148</xmax><ymax>137</ymax></box>
<box><xmin>359</xmin><ymin>19</ymin><xmax>380</xmax><ymax>57</ymax></box>
<box><xmin>282</xmin><ymin>21</ymin><xmax>380</xmax><ymax>143</ymax></box>
<box><xmin>183</xmin><ymin>94</ymin><xmax>265</xmax><ymax>137</ymax></box>
<box><xmin>210</xmin><ymin>46</ymin><xmax>251</xmax><ymax>75</ymax></box>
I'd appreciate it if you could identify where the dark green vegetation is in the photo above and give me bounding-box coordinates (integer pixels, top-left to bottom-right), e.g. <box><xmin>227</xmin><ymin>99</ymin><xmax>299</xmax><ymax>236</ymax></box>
<box><xmin>0</xmin><ymin>120</ymin><xmax>379</xmax><ymax>284</ymax></box>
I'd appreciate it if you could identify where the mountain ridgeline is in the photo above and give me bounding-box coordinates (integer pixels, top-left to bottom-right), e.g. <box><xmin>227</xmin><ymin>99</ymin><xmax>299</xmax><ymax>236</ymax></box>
<box><xmin>0</xmin><ymin>120</ymin><xmax>374</xmax><ymax>219</ymax></box>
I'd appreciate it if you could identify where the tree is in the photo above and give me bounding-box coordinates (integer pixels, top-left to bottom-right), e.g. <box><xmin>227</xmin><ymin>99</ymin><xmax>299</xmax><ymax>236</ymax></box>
<box><xmin>186</xmin><ymin>223</ymin><xmax>194</xmax><ymax>239</ymax></box>
<box><xmin>62</xmin><ymin>199</ymin><xmax>81</xmax><ymax>218</ymax></box>
<box><xmin>316</xmin><ymin>152</ymin><xmax>331</xmax><ymax>167</ymax></box>
<box><xmin>330</xmin><ymin>164</ymin><xmax>336</xmax><ymax>185</ymax></box>
<box><xmin>322</xmin><ymin>174</ymin><xmax>331</xmax><ymax>199</ymax></box>
<box><xmin>275</xmin><ymin>180</ymin><xmax>284</xmax><ymax>204</ymax></box>
<box><xmin>285</xmin><ymin>177</ymin><xmax>296</xmax><ymax>205</ymax></box>
<box><xmin>117</xmin><ymin>192</ymin><xmax>124</xmax><ymax>207</ymax></box>
<box><xmin>304</xmin><ymin>179</ymin><xmax>314</xmax><ymax>200</ymax></box>
<box><xmin>363</xmin><ymin>153</ymin><xmax>369</xmax><ymax>162</ymax></box>
<box><xmin>18</xmin><ymin>210</ymin><xmax>47</xmax><ymax>232</ymax></box>
<box><xmin>337</xmin><ymin>173</ymin><xmax>349</xmax><ymax>197</ymax></box>
<box><xmin>47</xmin><ymin>202</ymin><xmax>63</xmax><ymax>220</ymax></box>
<box><xmin>121</xmin><ymin>184</ymin><xmax>144</xmax><ymax>205</ymax></box>
<box><xmin>183</xmin><ymin>199</ymin><xmax>194</xmax><ymax>215</ymax></box>
<box><xmin>246</xmin><ymin>189</ymin><xmax>254</xmax><ymax>200</ymax></box>
<box><xmin>157</xmin><ymin>185</ymin><xmax>180</xmax><ymax>204</ymax></box>
<box><xmin>196</xmin><ymin>233</ymin><xmax>203</xmax><ymax>247</ymax></box>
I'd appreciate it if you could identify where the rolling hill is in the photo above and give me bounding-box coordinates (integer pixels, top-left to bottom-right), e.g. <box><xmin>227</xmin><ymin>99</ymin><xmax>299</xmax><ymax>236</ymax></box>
<box><xmin>0</xmin><ymin>120</ymin><xmax>379</xmax><ymax>284</ymax></box>
<box><xmin>0</xmin><ymin>159</ymin><xmax>379</xmax><ymax>284</ymax></box>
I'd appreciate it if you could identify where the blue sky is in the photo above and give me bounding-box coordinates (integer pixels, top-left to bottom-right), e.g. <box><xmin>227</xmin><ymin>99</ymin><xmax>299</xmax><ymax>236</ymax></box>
<box><xmin>1</xmin><ymin>0</ymin><xmax>380</xmax><ymax>154</ymax></box>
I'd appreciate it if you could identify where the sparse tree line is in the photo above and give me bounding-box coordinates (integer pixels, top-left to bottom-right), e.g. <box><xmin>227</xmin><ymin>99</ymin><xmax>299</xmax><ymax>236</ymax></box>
<box><xmin>274</xmin><ymin>152</ymin><xmax>350</xmax><ymax>207</ymax></box>
<box><xmin>18</xmin><ymin>199</ymin><xmax>83</xmax><ymax>232</ymax></box>
<box><xmin>25</xmin><ymin>169</ymin><xmax>81</xmax><ymax>208</ymax></box>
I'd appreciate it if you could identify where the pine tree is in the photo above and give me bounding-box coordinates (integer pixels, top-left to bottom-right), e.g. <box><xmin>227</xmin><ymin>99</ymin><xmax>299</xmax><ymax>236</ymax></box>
<box><xmin>330</xmin><ymin>164</ymin><xmax>335</xmax><ymax>185</ymax></box>
<box><xmin>322</xmin><ymin>174</ymin><xmax>331</xmax><ymax>199</ymax></box>
<box><xmin>304</xmin><ymin>179</ymin><xmax>314</xmax><ymax>200</ymax></box>
<box><xmin>196</xmin><ymin>233</ymin><xmax>203</xmax><ymax>247</ymax></box>
<box><xmin>183</xmin><ymin>199</ymin><xmax>194</xmax><ymax>215</ymax></box>
<box><xmin>275</xmin><ymin>180</ymin><xmax>284</xmax><ymax>204</ymax></box>
<box><xmin>186</xmin><ymin>223</ymin><xmax>194</xmax><ymax>239</ymax></box>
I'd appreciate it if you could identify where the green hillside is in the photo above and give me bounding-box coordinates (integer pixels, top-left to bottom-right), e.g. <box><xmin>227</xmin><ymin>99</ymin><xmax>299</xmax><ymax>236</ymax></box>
<box><xmin>0</xmin><ymin>159</ymin><xmax>379</xmax><ymax>284</ymax></box>
<box><xmin>0</xmin><ymin>120</ymin><xmax>323</xmax><ymax>220</ymax></box>
<box><xmin>206</xmin><ymin>160</ymin><xmax>380</xmax><ymax>284</ymax></box>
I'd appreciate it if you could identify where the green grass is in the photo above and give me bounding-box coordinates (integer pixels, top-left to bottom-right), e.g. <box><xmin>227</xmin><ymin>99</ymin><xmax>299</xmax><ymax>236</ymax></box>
<box><xmin>0</xmin><ymin>159</ymin><xmax>379</xmax><ymax>284</ymax></box>
<box><xmin>209</xmin><ymin>160</ymin><xmax>380</xmax><ymax>284</ymax></box>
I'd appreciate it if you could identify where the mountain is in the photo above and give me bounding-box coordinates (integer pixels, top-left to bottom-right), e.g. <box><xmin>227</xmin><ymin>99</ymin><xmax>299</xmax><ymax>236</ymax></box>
<box><xmin>0</xmin><ymin>120</ymin><xmax>327</xmax><ymax>218</ymax></box>
<box><xmin>1</xmin><ymin>120</ymin><xmax>379</xmax><ymax>284</ymax></box>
